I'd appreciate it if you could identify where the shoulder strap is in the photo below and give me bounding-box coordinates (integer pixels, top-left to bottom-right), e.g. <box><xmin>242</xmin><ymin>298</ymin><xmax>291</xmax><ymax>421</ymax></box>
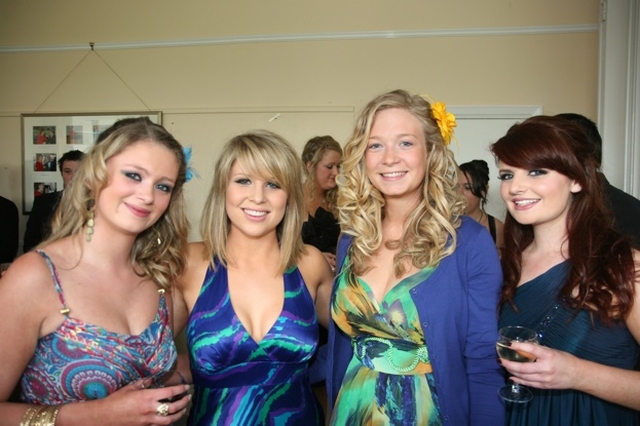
<box><xmin>336</xmin><ymin>233</ymin><xmax>353</xmax><ymax>274</ymax></box>
<box><xmin>488</xmin><ymin>214</ymin><xmax>497</xmax><ymax>242</ymax></box>
<box><xmin>36</xmin><ymin>250</ymin><xmax>70</xmax><ymax>315</ymax></box>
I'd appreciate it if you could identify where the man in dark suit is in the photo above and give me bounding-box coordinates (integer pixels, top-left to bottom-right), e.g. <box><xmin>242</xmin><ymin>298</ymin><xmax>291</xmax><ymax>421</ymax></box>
<box><xmin>45</xmin><ymin>154</ymin><xmax>56</xmax><ymax>172</ymax></box>
<box><xmin>556</xmin><ymin>113</ymin><xmax>640</xmax><ymax>248</ymax></box>
<box><xmin>0</xmin><ymin>195</ymin><xmax>19</xmax><ymax>264</ymax></box>
<box><xmin>23</xmin><ymin>149</ymin><xmax>85</xmax><ymax>252</ymax></box>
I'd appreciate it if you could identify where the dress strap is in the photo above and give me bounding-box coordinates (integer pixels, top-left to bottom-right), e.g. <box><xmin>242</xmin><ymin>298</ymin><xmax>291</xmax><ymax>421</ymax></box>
<box><xmin>336</xmin><ymin>233</ymin><xmax>353</xmax><ymax>275</ymax></box>
<box><xmin>487</xmin><ymin>214</ymin><xmax>497</xmax><ymax>243</ymax></box>
<box><xmin>35</xmin><ymin>250</ymin><xmax>70</xmax><ymax>316</ymax></box>
<box><xmin>156</xmin><ymin>288</ymin><xmax>171</xmax><ymax>325</ymax></box>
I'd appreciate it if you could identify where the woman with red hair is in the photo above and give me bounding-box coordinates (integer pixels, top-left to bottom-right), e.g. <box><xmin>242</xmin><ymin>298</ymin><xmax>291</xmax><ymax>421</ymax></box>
<box><xmin>492</xmin><ymin>115</ymin><xmax>640</xmax><ymax>425</ymax></box>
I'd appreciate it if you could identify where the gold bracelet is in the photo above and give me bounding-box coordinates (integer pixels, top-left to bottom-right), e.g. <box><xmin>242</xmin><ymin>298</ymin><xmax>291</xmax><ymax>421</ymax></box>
<box><xmin>20</xmin><ymin>405</ymin><xmax>61</xmax><ymax>426</ymax></box>
<box><xmin>41</xmin><ymin>405</ymin><xmax>61</xmax><ymax>426</ymax></box>
<box><xmin>19</xmin><ymin>406</ymin><xmax>40</xmax><ymax>426</ymax></box>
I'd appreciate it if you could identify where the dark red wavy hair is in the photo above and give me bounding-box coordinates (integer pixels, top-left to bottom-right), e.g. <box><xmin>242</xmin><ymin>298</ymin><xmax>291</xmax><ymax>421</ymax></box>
<box><xmin>491</xmin><ymin>115</ymin><xmax>636</xmax><ymax>323</ymax></box>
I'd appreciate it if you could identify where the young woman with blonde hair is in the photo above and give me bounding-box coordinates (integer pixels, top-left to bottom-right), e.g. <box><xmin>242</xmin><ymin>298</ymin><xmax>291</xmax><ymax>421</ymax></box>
<box><xmin>327</xmin><ymin>90</ymin><xmax>504</xmax><ymax>425</ymax></box>
<box><xmin>175</xmin><ymin>130</ymin><xmax>333</xmax><ymax>425</ymax></box>
<box><xmin>0</xmin><ymin>118</ymin><xmax>191</xmax><ymax>425</ymax></box>
<box><xmin>301</xmin><ymin>135</ymin><xmax>343</xmax><ymax>270</ymax></box>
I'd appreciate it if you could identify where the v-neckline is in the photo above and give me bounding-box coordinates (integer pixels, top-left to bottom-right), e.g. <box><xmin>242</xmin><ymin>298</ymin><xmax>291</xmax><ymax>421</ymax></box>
<box><xmin>225</xmin><ymin>267</ymin><xmax>287</xmax><ymax>346</ymax></box>
<box><xmin>356</xmin><ymin>263</ymin><xmax>436</xmax><ymax>308</ymax></box>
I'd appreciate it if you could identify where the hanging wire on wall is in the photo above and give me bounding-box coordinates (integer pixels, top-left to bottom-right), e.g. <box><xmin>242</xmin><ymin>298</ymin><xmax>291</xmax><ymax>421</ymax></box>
<box><xmin>33</xmin><ymin>42</ymin><xmax>152</xmax><ymax>112</ymax></box>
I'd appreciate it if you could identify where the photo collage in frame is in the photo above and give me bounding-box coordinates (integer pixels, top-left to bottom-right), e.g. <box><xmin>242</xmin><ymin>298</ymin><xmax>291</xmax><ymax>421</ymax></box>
<box><xmin>21</xmin><ymin>112</ymin><xmax>161</xmax><ymax>213</ymax></box>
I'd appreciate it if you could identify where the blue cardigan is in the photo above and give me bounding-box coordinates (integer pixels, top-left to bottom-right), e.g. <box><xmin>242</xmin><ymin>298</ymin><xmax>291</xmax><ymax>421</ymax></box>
<box><xmin>327</xmin><ymin>217</ymin><xmax>505</xmax><ymax>425</ymax></box>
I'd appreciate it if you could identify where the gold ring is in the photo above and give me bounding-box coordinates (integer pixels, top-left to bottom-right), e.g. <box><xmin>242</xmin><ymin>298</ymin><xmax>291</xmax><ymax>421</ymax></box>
<box><xmin>157</xmin><ymin>402</ymin><xmax>170</xmax><ymax>417</ymax></box>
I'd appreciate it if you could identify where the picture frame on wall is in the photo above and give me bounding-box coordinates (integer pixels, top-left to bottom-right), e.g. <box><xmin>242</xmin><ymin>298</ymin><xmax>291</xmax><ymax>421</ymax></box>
<box><xmin>21</xmin><ymin>111</ymin><xmax>162</xmax><ymax>214</ymax></box>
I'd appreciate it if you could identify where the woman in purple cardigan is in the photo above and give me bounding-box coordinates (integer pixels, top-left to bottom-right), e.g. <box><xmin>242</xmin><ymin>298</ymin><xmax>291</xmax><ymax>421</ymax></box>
<box><xmin>327</xmin><ymin>90</ymin><xmax>504</xmax><ymax>425</ymax></box>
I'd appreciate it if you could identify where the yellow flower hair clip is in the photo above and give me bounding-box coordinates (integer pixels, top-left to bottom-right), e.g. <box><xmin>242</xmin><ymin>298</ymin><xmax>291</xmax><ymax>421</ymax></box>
<box><xmin>420</xmin><ymin>94</ymin><xmax>457</xmax><ymax>146</ymax></box>
<box><xmin>430</xmin><ymin>101</ymin><xmax>457</xmax><ymax>146</ymax></box>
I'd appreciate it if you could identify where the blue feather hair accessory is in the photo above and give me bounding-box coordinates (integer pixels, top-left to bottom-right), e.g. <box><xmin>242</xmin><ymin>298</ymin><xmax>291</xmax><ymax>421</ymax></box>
<box><xmin>183</xmin><ymin>146</ymin><xmax>199</xmax><ymax>183</ymax></box>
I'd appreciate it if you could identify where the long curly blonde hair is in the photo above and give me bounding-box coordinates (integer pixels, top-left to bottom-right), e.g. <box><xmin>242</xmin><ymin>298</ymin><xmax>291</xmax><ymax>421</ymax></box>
<box><xmin>338</xmin><ymin>89</ymin><xmax>465</xmax><ymax>278</ymax></box>
<box><xmin>200</xmin><ymin>130</ymin><xmax>306</xmax><ymax>275</ymax></box>
<box><xmin>45</xmin><ymin>118</ymin><xmax>189</xmax><ymax>289</ymax></box>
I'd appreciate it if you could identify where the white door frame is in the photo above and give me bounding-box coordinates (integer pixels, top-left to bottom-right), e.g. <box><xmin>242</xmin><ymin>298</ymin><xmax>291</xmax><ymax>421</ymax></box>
<box><xmin>599</xmin><ymin>0</ymin><xmax>640</xmax><ymax>196</ymax></box>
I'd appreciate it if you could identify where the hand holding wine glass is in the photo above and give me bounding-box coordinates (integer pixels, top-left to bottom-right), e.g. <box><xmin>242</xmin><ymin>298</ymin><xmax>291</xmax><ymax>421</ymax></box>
<box><xmin>142</xmin><ymin>368</ymin><xmax>190</xmax><ymax>402</ymax></box>
<box><xmin>496</xmin><ymin>325</ymin><xmax>538</xmax><ymax>403</ymax></box>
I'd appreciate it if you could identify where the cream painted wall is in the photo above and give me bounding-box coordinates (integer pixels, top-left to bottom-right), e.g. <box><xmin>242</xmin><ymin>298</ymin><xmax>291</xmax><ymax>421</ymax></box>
<box><xmin>0</xmin><ymin>1</ymin><xmax>599</xmax><ymax>44</ymax></box>
<box><xmin>0</xmin><ymin>0</ymin><xmax>600</xmax><ymax>250</ymax></box>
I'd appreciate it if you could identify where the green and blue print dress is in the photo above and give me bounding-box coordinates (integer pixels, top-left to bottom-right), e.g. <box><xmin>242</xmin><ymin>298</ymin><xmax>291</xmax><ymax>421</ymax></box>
<box><xmin>186</xmin><ymin>259</ymin><xmax>323</xmax><ymax>425</ymax></box>
<box><xmin>331</xmin><ymin>260</ymin><xmax>442</xmax><ymax>425</ymax></box>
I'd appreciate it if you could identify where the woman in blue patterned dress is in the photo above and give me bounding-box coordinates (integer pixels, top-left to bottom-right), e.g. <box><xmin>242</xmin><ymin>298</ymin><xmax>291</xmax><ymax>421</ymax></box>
<box><xmin>327</xmin><ymin>90</ymin><xmax>504</xmax><ymax>425</ymax></box>
<box><xmin>174</xmin><ymin>130</ymin><xmax>333</xmax><ymax>425</ymax></box>
<box><xmin>492</xmin><ymin>116</ymin><xmax>640</xmax><ymax>425</ymax></box>
<box><xmin>0</xmin><ymin>118</ymin><xmax>192</xmax><ymax>425</ymax></box>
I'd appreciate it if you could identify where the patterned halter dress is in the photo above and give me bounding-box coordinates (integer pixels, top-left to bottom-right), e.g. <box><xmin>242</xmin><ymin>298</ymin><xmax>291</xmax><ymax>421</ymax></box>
<box><xmin>186</xmin><ymin>259</ymin><xmax>323</xmax><ymax>425</ymax></box>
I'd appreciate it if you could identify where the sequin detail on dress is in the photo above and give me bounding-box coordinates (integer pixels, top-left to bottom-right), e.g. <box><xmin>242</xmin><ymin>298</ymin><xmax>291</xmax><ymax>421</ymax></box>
<box><xmin>500</xmin><ymin>261</ymin><xmax>640</xmax><ymax>425</ymax></box>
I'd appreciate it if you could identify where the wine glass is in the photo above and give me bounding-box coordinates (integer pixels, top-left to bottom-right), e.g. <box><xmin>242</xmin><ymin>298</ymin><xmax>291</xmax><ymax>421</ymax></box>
<box><xmin>143</xmin><ymin>368</ymin><xmax>189</xmax><ymax>402</ymax></box>
<box><xmin>496</xmin><ymin>325</ymin><xmax>538</xmax><ymax>403</ymax></box>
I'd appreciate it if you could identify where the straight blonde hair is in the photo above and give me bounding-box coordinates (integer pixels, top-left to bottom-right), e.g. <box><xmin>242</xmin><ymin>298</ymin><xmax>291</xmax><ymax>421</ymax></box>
<box><xmin>200</xmin><ymin>130</ymin><xmax>306</xmax><ymax>274</ymax></box>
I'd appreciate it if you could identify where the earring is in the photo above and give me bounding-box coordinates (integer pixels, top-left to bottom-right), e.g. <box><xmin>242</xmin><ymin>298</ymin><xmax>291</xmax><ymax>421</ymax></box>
<box><xmin>154</xmin><ymin>229</ymin><xmax>162</xmax><ymax>247</ymax></box>
<box><xmin>85</xmin><ymin>211</ymin><xmax>94</xmax><ymax>242</ymax></box>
